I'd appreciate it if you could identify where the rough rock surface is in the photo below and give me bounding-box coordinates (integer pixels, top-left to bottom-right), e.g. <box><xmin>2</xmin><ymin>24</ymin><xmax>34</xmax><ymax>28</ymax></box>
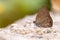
<box><xmin>0</xmin><ymin>12</ymin><xmax>60</xmax><ymax>40</ymax></box>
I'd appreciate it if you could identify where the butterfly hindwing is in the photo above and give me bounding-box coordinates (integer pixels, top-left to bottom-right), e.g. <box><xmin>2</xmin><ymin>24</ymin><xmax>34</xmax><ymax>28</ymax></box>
<box><xmin>34</xmin><ymin>6</ymin><xmax>53</xmax><ymax>28</ymax></box>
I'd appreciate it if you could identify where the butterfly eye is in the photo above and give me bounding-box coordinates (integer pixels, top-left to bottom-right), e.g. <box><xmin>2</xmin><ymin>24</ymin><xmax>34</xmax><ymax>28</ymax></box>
<box><xmin>33</xmin><ymin>21</ymin><xmax>41</xmax><ymax>27</ymax></box>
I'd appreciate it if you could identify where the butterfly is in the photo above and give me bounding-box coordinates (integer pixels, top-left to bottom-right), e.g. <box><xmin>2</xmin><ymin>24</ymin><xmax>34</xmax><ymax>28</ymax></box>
<box><xmin>33</xmin><ymin>6</ymin><xmax>53</xmax><ymax>28</ymax></box>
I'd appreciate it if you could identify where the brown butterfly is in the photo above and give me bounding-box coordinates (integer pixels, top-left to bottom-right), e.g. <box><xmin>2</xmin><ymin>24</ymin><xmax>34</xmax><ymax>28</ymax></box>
<box><xmin>33</xmin><ymin>6</ymin><xmax>53</xmax><ymax>28</ymax></box>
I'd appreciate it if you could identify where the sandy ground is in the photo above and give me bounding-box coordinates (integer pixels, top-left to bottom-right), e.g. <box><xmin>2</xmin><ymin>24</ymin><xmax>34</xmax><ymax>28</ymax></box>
<box><xmin>0</xmin><ymin>12</ymin><xmax>60</xmax><ymax>40</ymax></box>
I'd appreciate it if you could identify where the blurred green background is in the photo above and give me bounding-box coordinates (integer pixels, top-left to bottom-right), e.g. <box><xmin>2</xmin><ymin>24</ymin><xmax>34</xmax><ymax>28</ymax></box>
<box><xmin>0</xmin><ymin>0</ymin><xmax>51</xmax><ymax>28</ymax></box>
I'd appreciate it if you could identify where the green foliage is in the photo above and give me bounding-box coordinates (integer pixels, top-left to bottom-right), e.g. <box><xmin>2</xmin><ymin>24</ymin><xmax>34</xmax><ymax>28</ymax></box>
<box><xmin>0</xmin><ymin>0</ymin><xmax>51</xmax><ymax>28</ymax></box>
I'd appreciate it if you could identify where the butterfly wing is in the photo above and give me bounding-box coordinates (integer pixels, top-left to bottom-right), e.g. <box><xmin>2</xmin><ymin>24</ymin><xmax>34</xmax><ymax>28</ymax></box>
<box><xmin>34</xmin><ymin>6</ymin><xmax>53</xmax><ymax>28</ymax></box>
